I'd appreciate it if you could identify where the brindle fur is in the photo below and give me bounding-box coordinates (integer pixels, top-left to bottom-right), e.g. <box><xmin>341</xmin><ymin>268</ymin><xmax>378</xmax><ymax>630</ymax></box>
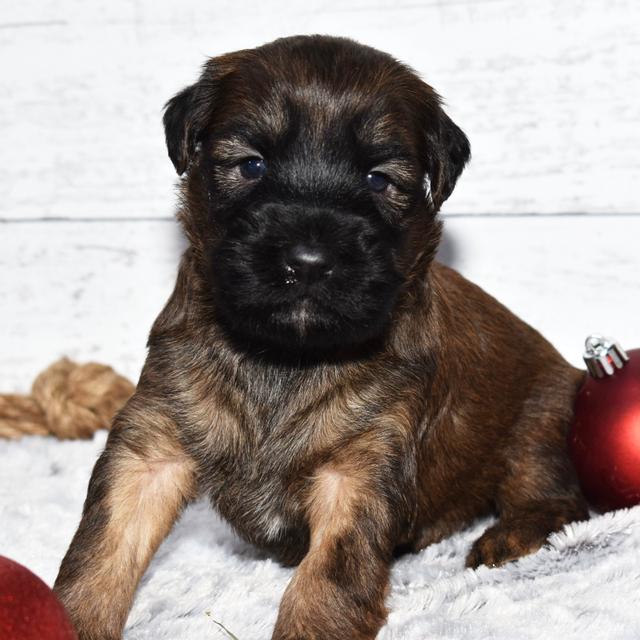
<box><xmin>54</xmin><ymin>35</ymin><xmax>588</xmax><ymax>640</ymax></box>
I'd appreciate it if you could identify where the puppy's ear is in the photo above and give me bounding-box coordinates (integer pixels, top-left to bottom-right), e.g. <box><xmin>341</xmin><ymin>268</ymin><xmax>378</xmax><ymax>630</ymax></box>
<box><xmin>163</xmin><ymin>86</ymin><xmax>200</xmax><ymax>175</ymax></box>
<box><xmin>427</xmin><ymin>109</ymin><xmax>471</xmax><ymax>210</ymax></box>
<box><xmin>163</xmin><ymin>64</ymin><xmax>220</xmax><ymax>175</ymax></box>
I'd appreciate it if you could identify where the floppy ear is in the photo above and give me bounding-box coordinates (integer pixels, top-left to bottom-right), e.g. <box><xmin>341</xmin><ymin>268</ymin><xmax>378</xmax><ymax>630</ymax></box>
<box><xmin>163</xmin><ymin>66</ymin><xmax>220</xmax><ymax>175</ymax></box>
<box><xmin>428</xmin><ymin>109</ymin><xmax>471</xmax><ymax>210</ymax></box>
<box><xmin>163</xmin><ymin>85</ymin><xmax>200</xmax><ymax>175</ymax></box>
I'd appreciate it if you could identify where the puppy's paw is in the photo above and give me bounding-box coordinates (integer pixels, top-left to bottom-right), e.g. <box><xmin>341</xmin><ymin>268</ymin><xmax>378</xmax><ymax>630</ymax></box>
<box><xmin>466</xmin><ymin>499</ymin><xmax>589</xmax><ymax>569</ymax></box>
<box><xmin>465</xmin><ymin>520</ymin><xmax>550</xmax><ymax>569</ymax></box>
<box><xmin>272</xmin><ymin>621</ymin><xmax>378</xmax><ymax>640</ymax></box>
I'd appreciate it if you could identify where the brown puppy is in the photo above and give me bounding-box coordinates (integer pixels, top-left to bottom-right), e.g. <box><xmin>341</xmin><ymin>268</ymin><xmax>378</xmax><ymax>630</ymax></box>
<box><xmin>54</xmin><ymin>35</ymin><xmax>588</xmax><ymax>640</ymax></box>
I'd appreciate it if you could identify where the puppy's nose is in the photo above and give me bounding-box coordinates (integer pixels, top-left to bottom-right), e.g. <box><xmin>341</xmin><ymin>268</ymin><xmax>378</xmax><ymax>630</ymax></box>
<box><xmin>285</xmin><ymin>244</ymin><xmax>333</xmax><ymax>284</ymax></box>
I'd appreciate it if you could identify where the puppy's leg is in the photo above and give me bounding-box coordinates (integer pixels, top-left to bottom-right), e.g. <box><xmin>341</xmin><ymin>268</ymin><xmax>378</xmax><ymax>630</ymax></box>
<box><xmin>54</xmin><ymin>396</ymin><xmax>197</xmax><ymax>640</ymax></box>
<box><xmin>465</xmin><ymin>497</ymin><xmax>587</xmax><ymax>569</ymax></box>
<box><xmin>466</xmin><ymin>380</ymin><xmax>588</xmax><ymax>569</ymax></box>
<box><xmin>273</xmin><ymin>464</ymin><xmax>394</xmax><ymax>640</ymax></box>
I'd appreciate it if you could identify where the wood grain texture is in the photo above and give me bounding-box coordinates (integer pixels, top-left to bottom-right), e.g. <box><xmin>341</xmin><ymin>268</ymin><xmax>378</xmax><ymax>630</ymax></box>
<box><xmin>1</xmin><ymin>216</ymin><xmax>638</xmax><ymax>391</ymax></box>
<box><xmin>0</xmin><ymin>221</ymin><xmax>185</xmax><ymax>391</ymax></box>
<box><xmin>0</xmin><ymin>0</ymin><xmax>639</xmax><ymax>219</ymax></box>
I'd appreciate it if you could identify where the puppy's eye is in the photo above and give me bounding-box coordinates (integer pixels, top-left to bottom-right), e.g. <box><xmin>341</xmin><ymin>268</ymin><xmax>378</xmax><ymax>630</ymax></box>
<box><xmin>239</xmin><ymin>157</ymin><xmax>267</xmax><ymax>180</ymax></box>
<box><xmin>366</xmin><ymin>171</ymin><xmax>390</xmax><ymax>193</ymax></box>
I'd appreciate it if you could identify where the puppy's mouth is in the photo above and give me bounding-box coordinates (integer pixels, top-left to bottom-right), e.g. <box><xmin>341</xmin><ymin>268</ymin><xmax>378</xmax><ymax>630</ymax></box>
<box><xmin>271</xmin><ymin>297</ymin><xmax>320</xmax><ymax>340</ymax></box>
<box><xmin>284</xmin><ymin>297</ymin><xmax>314</xmax><ymax>327</ymax></box>
<box><xmin>268</xmin><ymin>296</ymin><xmax>349</xmax><ymax>345</ymax></box>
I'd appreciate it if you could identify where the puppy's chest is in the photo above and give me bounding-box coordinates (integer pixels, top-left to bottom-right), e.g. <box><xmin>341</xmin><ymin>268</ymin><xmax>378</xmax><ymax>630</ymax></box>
<box><xmin>195</xmin><ymin>379</ymin><xmax>328</xmax><ymax>559</ymax></box>
<box><xmin>185</xmin><ymin>355</ymin><xmax>430</xmax><ymax>560</ymax></box>
<box><xmin>214</xmin><ymin>447</ymin><xmax>307</xmax><ymax>559</ymax></box>
<box><xmin>205</xmin><ymin>415</ymin><xmax>320</xmax><ymax>563</ymax></box>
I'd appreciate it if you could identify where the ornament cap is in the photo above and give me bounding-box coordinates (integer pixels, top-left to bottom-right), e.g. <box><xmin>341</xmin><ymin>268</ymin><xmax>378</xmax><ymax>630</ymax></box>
<box><xmin>583</xmin><ymin>335</ymin><xmax>629</xmax><ymax>378</ymax></box>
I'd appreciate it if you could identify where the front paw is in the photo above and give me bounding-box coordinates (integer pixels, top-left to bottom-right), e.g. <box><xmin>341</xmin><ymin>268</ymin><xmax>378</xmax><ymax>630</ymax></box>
<box><xmin>273</xmin><ymin>626</ymin><xmax>376</xmax><ymax>640</ymax></box>
<box><xmin>64</xmin><ymin>618</ymin><xmax>120</xmax><ymax>640</ymax></box>
<box><xmin>272</xmin><ymin>612</ymin><xmax>379</xmax><ymax>640</ymax></box>
<box><xmin>272</xmin><ymin>623</ymin><xmax>317</xmax><ymax>640</ymax></box>
<box><xmin>62</xmin><ymin>625</ymin><xmax>119</xmax><ymax>640</ymax></box>
<box><xmin>272</xmin><ymin>633</ymin><xmax>305</xmax><ymax>640</ymax></box>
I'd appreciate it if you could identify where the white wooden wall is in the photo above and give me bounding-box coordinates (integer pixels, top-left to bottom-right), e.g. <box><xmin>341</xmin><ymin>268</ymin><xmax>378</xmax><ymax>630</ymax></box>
<box><xmin>1</xmin><ymin>0</ymin><xmax>639</xmax><ymax>390</ymax></box>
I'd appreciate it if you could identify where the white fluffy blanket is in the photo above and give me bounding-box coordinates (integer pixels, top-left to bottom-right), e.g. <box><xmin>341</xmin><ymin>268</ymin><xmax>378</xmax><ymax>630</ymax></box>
<box><xmin>1</xmin><ymin>432</ymin><xmax>639</xmax><ymax>639</ymax></box>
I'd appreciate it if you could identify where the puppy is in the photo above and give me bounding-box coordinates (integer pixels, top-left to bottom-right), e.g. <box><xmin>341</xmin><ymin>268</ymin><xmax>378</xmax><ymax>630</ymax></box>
<box><xmin>54</xmin><ymin>35</ymin><xmax>588</xmax><ymax>640</ymax></box>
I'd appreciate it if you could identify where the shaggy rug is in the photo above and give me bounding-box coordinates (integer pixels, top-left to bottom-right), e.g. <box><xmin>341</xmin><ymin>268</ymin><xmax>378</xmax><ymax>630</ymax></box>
<box><xmin>1</xmin><ymin>431</ymin><xmax>640</xmax><ymax>640</ymax></box>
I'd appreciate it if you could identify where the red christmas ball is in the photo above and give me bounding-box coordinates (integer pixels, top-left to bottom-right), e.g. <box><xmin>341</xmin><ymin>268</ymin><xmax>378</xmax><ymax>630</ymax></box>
<box><xmin>569</xmin><ymin>337</ymin><xmax>640</xmax><ymax>512</ymax></box>
<box><xmin>0</xmin><ymin>556</ymin><xmax>77</xmax><ymax>640</ymax></box>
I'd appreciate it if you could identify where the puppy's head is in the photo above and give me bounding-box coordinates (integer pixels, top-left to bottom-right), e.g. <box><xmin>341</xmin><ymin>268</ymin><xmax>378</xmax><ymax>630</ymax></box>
<box><xmin>164</xmin><ymin>35</ymin><xmax>470</xmax><ymax>352</ymax></box>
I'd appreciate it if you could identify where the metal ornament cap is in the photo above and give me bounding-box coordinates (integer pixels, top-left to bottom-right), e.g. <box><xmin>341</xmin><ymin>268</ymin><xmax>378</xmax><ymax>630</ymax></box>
<box><xmin>583</xmin><ymin>334</ymin><xmax>629</xmax><ymax>378</ymax></box>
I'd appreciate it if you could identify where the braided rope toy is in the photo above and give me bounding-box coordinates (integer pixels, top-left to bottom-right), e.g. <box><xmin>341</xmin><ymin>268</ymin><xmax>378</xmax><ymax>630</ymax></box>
<box><xmin>0</xmin><ymin>358</ymin><xmax>134</xmax><ymax>439</ymax></box>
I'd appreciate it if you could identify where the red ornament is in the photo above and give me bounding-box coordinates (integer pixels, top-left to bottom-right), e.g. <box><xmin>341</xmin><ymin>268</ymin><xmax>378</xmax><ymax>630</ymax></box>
<box><xmin>569</xmin><ymin>336</ymin><xmax>640</xmax><ymax>512</ymax></box>
<box><xmin>0</xmin><ymin>556</ymin><xmax>77</xmax><ymax>640</ymax></box>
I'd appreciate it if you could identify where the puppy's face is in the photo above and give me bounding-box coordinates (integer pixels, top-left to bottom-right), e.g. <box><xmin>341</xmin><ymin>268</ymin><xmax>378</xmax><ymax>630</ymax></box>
<box><xmin>164</xmin><ymin>36</ymin><xmax>470</xmax><ymax>351</ymax></box>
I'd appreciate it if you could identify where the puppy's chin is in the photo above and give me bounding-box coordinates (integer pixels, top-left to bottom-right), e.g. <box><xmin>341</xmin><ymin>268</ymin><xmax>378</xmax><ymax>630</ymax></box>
<box><xmin>214</xmin><ymin>292</ymin><xmax>398</xmax><ymax>356</ymax></box>
<box><xmin>270</xmin><ymin>297</ymin><xmax>388</xmax><ymax>349</ymax></box>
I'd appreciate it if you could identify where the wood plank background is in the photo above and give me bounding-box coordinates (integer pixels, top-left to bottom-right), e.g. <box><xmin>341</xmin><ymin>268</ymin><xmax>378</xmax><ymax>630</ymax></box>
<box><xmin>1</xmin><ymin>0</ymin><xmax>639</xmax><ymax>390</ymax></box>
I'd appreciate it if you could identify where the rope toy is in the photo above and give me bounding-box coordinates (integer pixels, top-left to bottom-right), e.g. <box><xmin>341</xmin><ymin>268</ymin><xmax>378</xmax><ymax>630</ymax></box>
<box><xmin>0</xmin><ymin>358</ymin><xmax>134</xmax><ymax>439</ymax></box>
